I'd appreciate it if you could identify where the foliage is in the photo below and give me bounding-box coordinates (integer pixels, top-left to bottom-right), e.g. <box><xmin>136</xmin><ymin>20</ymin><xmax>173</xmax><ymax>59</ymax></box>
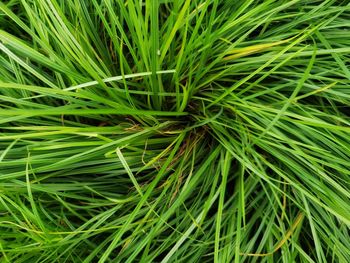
<box><xmin>0</xmin><ymin>0</ymin><xmax>350</xmax><ymax>262</ymax></box>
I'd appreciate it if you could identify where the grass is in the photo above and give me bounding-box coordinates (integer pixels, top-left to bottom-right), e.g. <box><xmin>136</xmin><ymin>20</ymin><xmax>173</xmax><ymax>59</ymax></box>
<box><xmin>0</xmin><ymin>0</ymin><xmax>350</xmax><ymax>262</ymax></box>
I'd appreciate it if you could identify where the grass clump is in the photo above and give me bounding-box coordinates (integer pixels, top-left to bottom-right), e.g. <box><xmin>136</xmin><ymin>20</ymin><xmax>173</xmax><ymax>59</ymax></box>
<box><xmin>1</xmin><ymin>0</ymin><xmax>350</xmax><ymax>262</ymax></box>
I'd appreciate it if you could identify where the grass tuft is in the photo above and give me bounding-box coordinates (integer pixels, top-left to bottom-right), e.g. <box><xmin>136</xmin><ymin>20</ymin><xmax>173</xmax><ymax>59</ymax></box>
<box><xmin>1</xmin><ymin>0</ymin><xmax>350</xmax><ymax>262</ymax></box>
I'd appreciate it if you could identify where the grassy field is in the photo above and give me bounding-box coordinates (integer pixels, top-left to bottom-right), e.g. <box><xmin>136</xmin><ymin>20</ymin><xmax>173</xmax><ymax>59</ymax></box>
<box><xmin>1</xmin><ymin>0</ymin><xmax>350</xmax><ymax>262</ymax></box>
